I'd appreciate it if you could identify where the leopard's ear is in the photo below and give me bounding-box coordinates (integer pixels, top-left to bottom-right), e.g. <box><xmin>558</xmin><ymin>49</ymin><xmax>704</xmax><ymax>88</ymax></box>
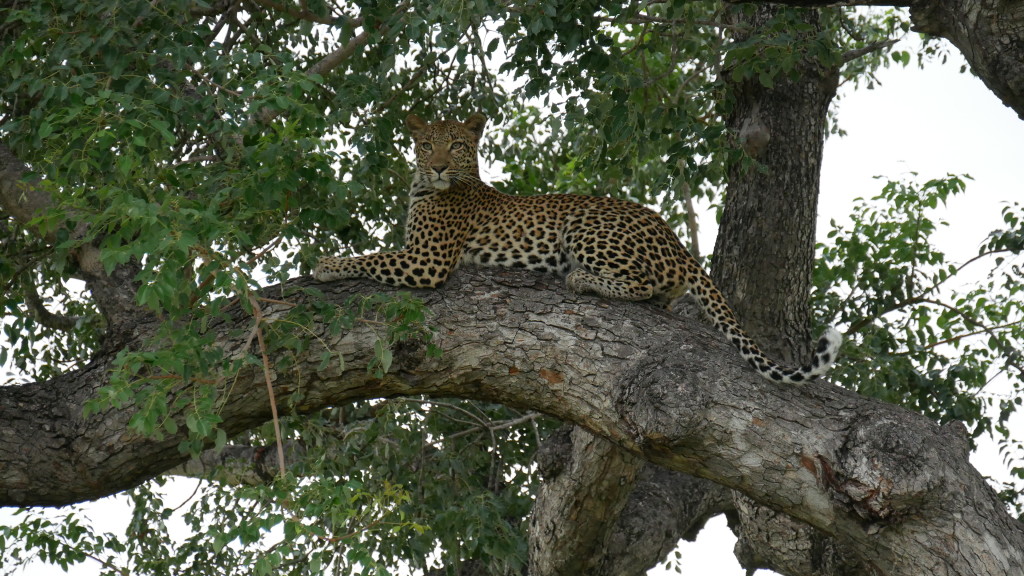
<box><xmin>405</xmin><ymin>114</ymin><xmax>428</xmax><ymax>136</ymax></box>
<box><xmin>464</xmin><ymin>113</ymin><xmax>487</xmax><ymax>138</ymax></box>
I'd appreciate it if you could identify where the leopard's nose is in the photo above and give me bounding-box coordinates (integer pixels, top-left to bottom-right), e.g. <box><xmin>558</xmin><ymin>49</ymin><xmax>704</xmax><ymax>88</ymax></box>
<box><xmin>431</xmin><ymin>165</ymin><xmax>447</xmax><ymax>176</ymax></box>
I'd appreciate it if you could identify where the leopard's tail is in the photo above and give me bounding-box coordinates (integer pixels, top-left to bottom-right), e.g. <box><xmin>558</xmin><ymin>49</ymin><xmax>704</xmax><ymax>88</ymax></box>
<box><xmin>754</xmin><ymin>327</ymin><xmax>843</xmax><ymax>384</ymax></box>
<box><xmin>692</xmin><ymin>284</ymin><xmax>842</xmax><ymax>384</ymax></box>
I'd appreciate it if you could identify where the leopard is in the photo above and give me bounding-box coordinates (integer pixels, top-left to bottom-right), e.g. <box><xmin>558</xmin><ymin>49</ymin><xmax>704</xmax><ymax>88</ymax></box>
<box><xmin>315</xmin><ymin>112</ymin><xmax>842</xmax><ymax>383</ymax></box>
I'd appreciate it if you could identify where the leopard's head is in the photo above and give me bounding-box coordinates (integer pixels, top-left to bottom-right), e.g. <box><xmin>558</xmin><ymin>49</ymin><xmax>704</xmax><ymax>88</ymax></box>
<box><xmin>405</xmin><ymin>113</ymin><xmax>486</xmax><ymax>190</ymax></box>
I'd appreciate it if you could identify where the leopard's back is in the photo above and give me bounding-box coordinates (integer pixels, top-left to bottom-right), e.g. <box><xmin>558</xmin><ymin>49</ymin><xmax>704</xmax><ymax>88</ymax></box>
<box><xmin>416</xmin><ymin>185</ymin><xmax>697</xmax><ymax>299</ymax></box>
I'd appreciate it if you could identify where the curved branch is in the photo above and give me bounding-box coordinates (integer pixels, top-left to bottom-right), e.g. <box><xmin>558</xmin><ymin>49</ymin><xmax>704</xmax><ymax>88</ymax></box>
<box><xmin>19</xmin><ymin>273</ymin><xmax>83</xmax><ymax>332</ymax></box>
<box><xmin>0</xmin><ymin>268</ymin><xmax>1020</xmax><ymax>575</ymax></box>
<box><xmin>0</xmin><ymin>143</ymin><xmax>150</xmax><ymax>339</ymax></box>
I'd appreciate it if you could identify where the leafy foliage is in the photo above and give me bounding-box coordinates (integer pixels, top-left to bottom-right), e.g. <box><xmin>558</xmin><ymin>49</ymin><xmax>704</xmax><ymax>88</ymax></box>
<box><xmin>1</xmin><ymin>401</ymin><xmax>554</xmax><ymax>575</ymax></box>
<box><xmin>3</xmin><ymin>0</ymin><xmax>1023</xmax><ymax>573</ymax></box>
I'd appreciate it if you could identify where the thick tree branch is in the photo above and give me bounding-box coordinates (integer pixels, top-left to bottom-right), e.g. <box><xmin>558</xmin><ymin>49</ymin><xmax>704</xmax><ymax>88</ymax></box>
<box><xmin>599</xmin><ymin>465</ymin><xmax>734</xmax><ymax>574</ymax></box>
<box><xmin>905</xmin><ymin>0</ymin><xmax>1024</xmax><ymax>119</ymax></box>
<box><xmin>731</xmin><ymin>493</ymin><xmax>868</xmax><ymax>574</ymax></box>
<box><xmin>529</xmin><ymin>429</ymin><xmax>747</xmax><ymax>576</ymax></box>
<box><xmin>0</xmin><ymin>267</ymin><xmax>1019</xmax><ymax>574</ymax></box>
<box><xmin>740</xmin><ymin>0</ymin><xmax>1024</xmax><ymax>118</ymax></box>
<box><xmin>529</xmin><ymin>427</ymin><xmax>644</xmax><ymax>575</ymax></box>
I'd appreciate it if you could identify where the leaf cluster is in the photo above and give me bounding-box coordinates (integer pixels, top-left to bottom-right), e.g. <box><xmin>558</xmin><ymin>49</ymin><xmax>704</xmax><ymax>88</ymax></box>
<box><xmin>815</xmin><ymin>175</ymin><xmax>1024</xmax><ymax>471</ymax></box>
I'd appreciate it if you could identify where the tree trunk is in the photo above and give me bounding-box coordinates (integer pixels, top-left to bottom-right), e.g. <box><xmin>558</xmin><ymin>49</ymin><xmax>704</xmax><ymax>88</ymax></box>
<box><xmin>711</xmin><ymin>6</ymin><xmax>868</xmax><ymax>575</ymax></box>
<box><xmin>715</xmin><ymin>5</ymin><xmax>835</xmax><ymax>360</ymax></box>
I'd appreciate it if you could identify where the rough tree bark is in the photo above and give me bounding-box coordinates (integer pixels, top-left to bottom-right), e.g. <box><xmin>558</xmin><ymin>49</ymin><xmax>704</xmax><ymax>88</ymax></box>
<box><xmin>530</xmin><ymin>424</ymin><xmax>732</xmax><ymax>576</ymax></box>
<box><xmin>529</xmin><ymin>426</ymin><xmax>645</xmax><ymax>575</ymax></box>
<box><xmin>715</xmin><ymin>5</ymin><xmax>833</xmax><ymax>359</ymax></box>
<box><xmin>1</xmin><ymin>266</ymin><xmax>1021</xmax><ymax>575</ymax></box>
<box><xmin>712</xmin><ymin>6</ymin><xmax>868</xmax><ymax>575</ymax></box>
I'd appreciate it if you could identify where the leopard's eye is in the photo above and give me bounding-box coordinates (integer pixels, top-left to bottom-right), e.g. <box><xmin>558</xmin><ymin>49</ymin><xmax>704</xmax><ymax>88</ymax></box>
<box><xmin>420</xmin><ymin>142</ymin><xmax>433</xmax><ymax>151</ymax></box>
<box><xmin>450</xmin><ymin>141</ymin><xmax>465</xmax><ymax>151</ymax></box>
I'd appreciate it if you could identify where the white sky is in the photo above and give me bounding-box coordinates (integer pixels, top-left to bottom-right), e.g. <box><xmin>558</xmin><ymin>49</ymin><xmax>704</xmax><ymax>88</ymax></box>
<box><xmin>3</xmin><ymin>35</ymin><xmax>1024</xmax><ymax>576</ymax></box>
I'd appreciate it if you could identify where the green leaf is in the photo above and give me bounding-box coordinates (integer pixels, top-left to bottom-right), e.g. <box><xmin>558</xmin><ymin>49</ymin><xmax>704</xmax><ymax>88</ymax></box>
<box><xmin>37</xmin><ymin>120</ymin><xmax>53</xmax><ymax>139</ymax></box>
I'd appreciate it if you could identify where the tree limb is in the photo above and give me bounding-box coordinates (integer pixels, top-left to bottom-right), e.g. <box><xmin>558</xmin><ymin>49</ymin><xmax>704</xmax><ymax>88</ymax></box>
<box><xmin>841</xmin><ymin>38</ymin><xmax>899</xmax><ymax>64</ymax></box>
<box><xmin>731</xmin><ymin>493</ymin><xmax>869</xmax><ymax>574</ymax></box>
<box><xmin>19</xmin><ymin>273</ymin><xmax>83</xmax><ymax>332</ymax></box>
<box><xmin>532</xmin><ymin>426</ymin><xmax>735</xmax><ymax>576</ymax></box>
<box><xmin>165</xmin><ymin>441</ymin><xmax>307</xmax><ymax>485</ymax></box>
<box><xmin>732</xmin><ymin>0</ymin><xmax>1024</xmax><ymax>118</ymax></box>
<box><xmin>0</xmin><ymin>267</ymin><xmax>1019</xmax><ymax>575</ymax></box>
<box><xmin>0</xmin><ymin>143</ymin><xmax>150</xmax><ymax>341</ymax></box>
<box><xmin>529</xmin><ymin>427</ymin><xmax>645</xmax><ymax>575</ymax></box>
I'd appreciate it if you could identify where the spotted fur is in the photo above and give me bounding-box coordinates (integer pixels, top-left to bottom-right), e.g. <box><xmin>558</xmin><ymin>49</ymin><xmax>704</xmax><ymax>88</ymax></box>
<box><xmin>315</xmin><ymin>113</ymin><xmax>842</xmax><ymax>383</ymax></box>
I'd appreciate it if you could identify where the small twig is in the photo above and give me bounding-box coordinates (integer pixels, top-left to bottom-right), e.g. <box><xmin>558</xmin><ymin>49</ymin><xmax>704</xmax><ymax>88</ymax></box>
<box><xmin>255</xmin><ymin>296</ymin><xmax>297</xmax><ymax>308</ymax></box>
<box><xmin>841</xmin><ymin>38</ymin><xmax>900</xmax><ymax>64</ymax></box>
<box><xmin>445</xmin><ymin>412</ymin><xmax>541</xmax><ymax>441</ymax></box>
<box><xmin>249</xmin><ymin>294</ymin><xmax>287</xmax><ymax>478</ymax></box>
